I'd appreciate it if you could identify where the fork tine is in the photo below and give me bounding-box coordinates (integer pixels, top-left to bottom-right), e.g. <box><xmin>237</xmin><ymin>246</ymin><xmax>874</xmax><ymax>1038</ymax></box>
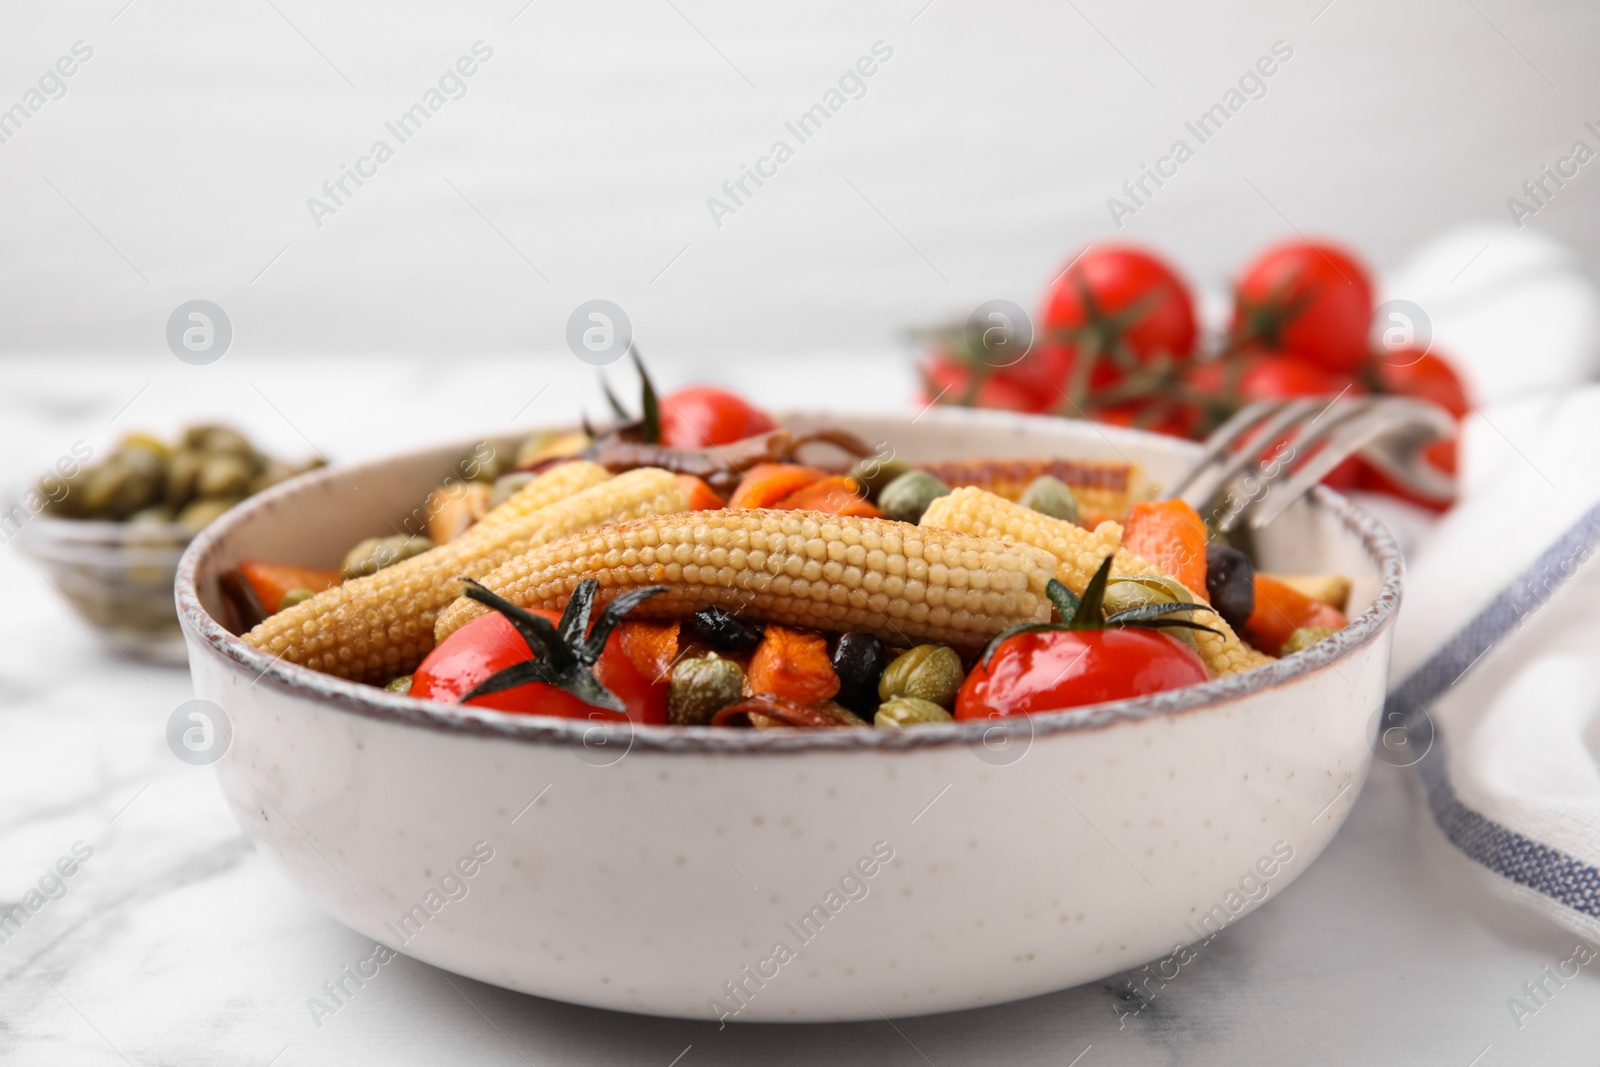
<box><xmin>1169</xmin><ymin>399</ymin><xmax>1286</xmax><ymax>501</ymax></box>
<box><xmin>1245</xmin><ymin>397</ymin><xmax>1456</xmax><ymax>529</ymax></box>
<box><xmin>1178</xmin><ymin>398</ymin><xmax>1321</xmax><ymax>515</ymax></box>
<box><xmin>1217</xmin><ymin>399</ymin><xmax>1375</xmax><ymax>533</ymax></box>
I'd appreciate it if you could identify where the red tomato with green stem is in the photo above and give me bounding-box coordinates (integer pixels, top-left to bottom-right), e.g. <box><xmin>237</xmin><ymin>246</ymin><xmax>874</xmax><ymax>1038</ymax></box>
<box><xmin>955</xmin><ymin>627</ymin><xmax>1207</xmax><ymax>718</ymax></box>
<box><xmin>1232</xmin><ymin>240</ymin><xmax>1374</xmax><ymax>373</ymax></box>
<box><xmin>658</xmin><ymin>386</ymin><xmax>777</xmax><ymax>449</ymax></box>
<box><xmin>954</xmin><ymin>558</ymin><xmax>1214</xmax><ymax>719</ymax></box>
<box><xmin>412</xmin><ymin>582</ymin><xmax>668</xmax><ymax>723</ymax></box>
<box><xmin>1007</xmin><ymin>245</ymin><xmax>1198</xmax><ymax>409</ymax></box>
<box><xmin>920</xmin><ymin>351</ymin><xmax>1046</xmax><ymax>413</ymax></box>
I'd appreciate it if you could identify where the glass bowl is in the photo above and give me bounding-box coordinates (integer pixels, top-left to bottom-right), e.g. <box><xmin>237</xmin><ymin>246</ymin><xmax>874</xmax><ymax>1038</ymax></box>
<box><xmin>14</xmin><ymin>511</ymin><xmax>195</xmax><ymax>665</ymax></box>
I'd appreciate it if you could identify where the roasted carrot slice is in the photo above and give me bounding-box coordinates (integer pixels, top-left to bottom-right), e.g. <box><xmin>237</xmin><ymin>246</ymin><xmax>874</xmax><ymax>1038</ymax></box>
<box><xmin>618</xmin><ymin>620</ymin><xmax>681</xmax><ymax>684</ymax></box>
<box><xmin>237</xmin><ymin>561</ymin><xmax>341</xmax><ymax>615</ymax></box>
<box><xmin>773</xmin><ymin>475</ymin><xmax>882</xmax><ymax>518</ymax></box>
<box><xmin>746</xmin><ymin>625</ymin><xmax>840</xmax><ymax>704</ymax></box>
<box><xmin>1246</xmin><ymin>575</ymin><xmax>1347</xmax><ymax>656</ymax></box>
<box><xmin>1123</xmin><ymin>500</ymin><xmax>1209</xmax><ymax>598</ymax></box>
<box><xmin>727</xmin><ymin>464</ymin><xmax>827</xmax><ymax>509</ymax></box>
<box><xmin>675</xmin><ymin>474</ymin><xmax>726</xmax><ymax>511</ymax></box>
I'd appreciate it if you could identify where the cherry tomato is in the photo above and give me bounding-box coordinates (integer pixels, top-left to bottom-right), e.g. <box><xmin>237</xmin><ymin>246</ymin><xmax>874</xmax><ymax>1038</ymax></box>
<box><xmin>1370</xmin><ymin>349</ymin><xmax>1470</xmax><ymax>418</ymax></box>
<box><xmin>658</xmin><ymin>386</ymin><xmax>777</xmax><ymax>449</ymax></box>
<box><xmin>954</xmin><ymin>628</ymin><xmax>1207</xmax><ymax>719</ymax></box>
<box><xmin>1010</xmin><ymin>246</ymin><xmax>1198</xmax><ymax>405</ymax></box>
<box><xmin>1243</xmin><ymin>353</ymin><xmax>1366</xmax><ymax>486</ymax></box>
<box><xmin>1232</xmin><ymin>240</ymin><xmax>1374</xmax><ymax>373</ymax></box>
<box><xmin>412</xmin><ymin>611</ymin><xmax>667</xmax><ymax>723</ymax></box>
<box><xmin>1236</xmin><ymin>352</ymin><xmax>1355</xmax><ymax>401</ymax></box>
<box><xmin>1358</xmin><ymin>436</ymin><xmax>1458</xmax><ymax>512</ymax></box>
<box><xmin>920</xmin><ymin>353</ymin><xmax>1047</xmax><ymax>413</ymax></box>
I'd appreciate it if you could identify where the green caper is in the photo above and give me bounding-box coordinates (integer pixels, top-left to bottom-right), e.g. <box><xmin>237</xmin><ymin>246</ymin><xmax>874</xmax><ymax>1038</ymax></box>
<box><xmin>668</xmin><ymin>653</ymin><xmax>745</xmax><ymax>726</ymax></box>
<box><xmin>384</xmin><ymin>674</ymin><xmax>414</xmax><ymax>695</ymax></box>
<box><xmin>1101</xmin><ymin>574</ymin><xmax>1198</xmax><ymax>650</ymax></box>
<box><xmin>118</xmin><ymin>431</ymin><xmax>170</xmax><ymax>457</ymax></box>
<box><xmin>277</xmin><ymin>587</ymin><xmax>320</xmax><ymax>612</ymax></box>
<box><xmin>127</xmin><ymin>505</ymin><xmax>175</xmax><ymax>525</ymax></box>
<box><xmin>874</xmin><ymin>697</ymin><xmax>954</xmax><ymax>728</ymax></box>
<box><xmin>514</xmin><ymin>430</ymin><xmax>559</xmax><ymax>468</ymax></box>
<box><xmin>340</xmin><ymin>535</ymin><xmax>434</xmax><ymax>581</ymax></box>
<box><xmin>1019</xmin><ymin>475</ymin><xmax>1080</xmax><ymax>524</ymax></box>
<box><xmin>1281</xmin><ymin>627</ymin><xmax>1337</xmax><ymax>655</ymax></box>
<box><xmin>878</xmin><ymin>644</ymin><xmax>965</xmax><ymax>708</ymax></box>
<box><xmin>165</xmin><ymin>449</ymin><xmax>204</xmax><ymax>510</ymax></box>
<box><xmin>197</xmin><ymin>453</ymin><xmax>253</xmax><ymax>499</ymax></box>
<box><xmin>488</xmin><ymin>471</ymin><xmax>536</xmax><ymax>511</ymax></box>
<box><xmin>248</xmin><ymin>458</ymin><xmax>297</xmax><ymax>496</ymax></box>
<box><xmin>846</xmin><ymin>457</ymin><xmax>911</xmax><ymax>500</ymax></box>
<box><xmin>183</xmin><ymin>425</ymin><xmax>252</xmax><ymax>455</ymax></box>
<box><xmin>177</xmin><ymin>497</ymin><xmax>239</xmax><ymax>532</ymax></box>
<box><xmin>462</xmin><ymin>441</ymin><xmax>512</xmax><ymax>484</ymax></box>
<box><xmin>84</xmin><ymin>450</ymin><xmax>164</xmax><ymax>518</ymax></box>
<box><xmin>877</xmin><ymin>470</ymin><xmax>951</xmax><ymax>524</ymax></box>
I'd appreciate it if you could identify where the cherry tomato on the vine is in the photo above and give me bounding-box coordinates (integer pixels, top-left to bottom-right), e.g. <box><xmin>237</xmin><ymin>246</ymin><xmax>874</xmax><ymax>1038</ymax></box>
<box><xmin>658</xmin><ymin>386</ymin><xmax>777</xmax><ymax>449</ymax></box>
<box><xmin>954</xmin><ymin>628</ymin><xmax>1207</xmax><ymax>719</ymax></box>
<box><xmin>1006</xmin><ymin>245</ymin><xmax>1198</xmax><ymax>407</ymax></box>
<box><xmin>412</xmin><ymin>611</ymin><xmax>667</xmax><ymax>723</ymax></box>
<box><xmin>1232</xmin><ymin>240</ymin><xmax>1374</xmax><ymax>373</ymax></box>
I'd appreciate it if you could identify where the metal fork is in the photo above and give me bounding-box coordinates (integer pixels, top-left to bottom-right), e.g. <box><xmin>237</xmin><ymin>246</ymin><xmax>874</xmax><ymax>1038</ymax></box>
<box><xmin>1168</xmin><ymin>395</ymin><xmax>1457</xmax><ymax>532</ymax></box>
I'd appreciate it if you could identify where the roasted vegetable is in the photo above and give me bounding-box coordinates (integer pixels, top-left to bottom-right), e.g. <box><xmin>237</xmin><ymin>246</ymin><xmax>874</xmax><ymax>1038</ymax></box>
<box><xmin>1204</xmin><ymin>543</ymin><xmax>1256</xmax><ymax>632</ymax></box>
<box><xmin>1246</xmin><ymin>575</ymin><xmax>1348</xmax><ymax>656</ymax></box>
<box><xmin>830</xmin><ymin>632</ymin><xmax>887</xmax><ymax>716</ymax></box>
<box><xmin>728</xmin><ymin>463</ymin><xmax>827</xmax><ymax>509</ymax></box>
<box><xmin>685</xmin><ymin>606</ymin><xmax>764</xmax><ymax>654</ymax></box>
<box><xmin>920</xmin><ymin>487</ymin><xmax>1272</xmax><ymax>677</ymax></box>
<box><xmin>1281</xmin><ymin>626</ymin><xmax>1337</xmax><ymax>654</ymax></box>
<box><xmin>917</xmin><ymin>457</ymin><xmax>1153</xmax><ymax>522</ymax></box>
<box><xmin>618</xmin><ymin>619</ymin><xmax>681</xmax><ymax>684</ymax></box>
<box><xmin>709</xmin><ymin>693</ymin><xmax>868</xmax><ymax>728</ymax></box>
<box><xmin>1018</xmin><ymin>475</ymin><xmax>1080</xmax><ymax>524</ymax></box>
<box><xmin>877</xmin><ymin>470</ymin><xmax>951</xmax><ymax>524</ymax></box>
<box><xmin>747</xmin><ymin>626</ymin><xmax>841</xmax><ymax>704</ymax></box>
<box><xmin>1123</xmin><ymin>499</ymin><xmax>1209</xmax><ymax>598</ymax></box>
<box><xmin>434</xmin><ymin>510</ymin><xmax>1060</xmax><ymax>653</ymax></box>
<box><xmin>668</xmin><ymin>653</ymin><xmax>745</xmax><ymax>725</ymax></box>
<box><xmin>237</xmin><ymin>560</ymin><xmax>341</xmax><ymax>615</ymax></box>
<box><xmin>773</xmin><ymin>476</ymin><xmax>882</xmax><ymax>518</ymax></box>
<box><xmin>1261</xmin><ymin>573</ymin><xmax>1352</xmax><ymax>613</ymax></box>
<box><xmin>244</xmin><ymin>465</ymin><xmax>687</xmax><ymax>683</ymax></box>
<box><xmin>341</xmin><ymin>535</ymin><xmax>435</xmax><ymax>581</ymax></box>
<box><xmin>874</xmin><ymin>696</ymin><xmax>953</xmax><ymax>728</ymax></box>
<box><xmin>878</xmin><ymin>644</ymin><xmax>964</xmax><ymax>708</ymax></box>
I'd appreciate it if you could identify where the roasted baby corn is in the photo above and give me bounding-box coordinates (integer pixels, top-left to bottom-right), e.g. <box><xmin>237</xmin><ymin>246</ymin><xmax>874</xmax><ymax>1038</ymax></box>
<box><xmin>917</xmin><ymin>458</ymin><xmax>1154</xmax><ymax>521</ymax></box>
<box><xmin>920</xmin><ymin>487</ymin><xmax>1272</xmax><ymax>677</ymax></box>
<box><xmin>243</xmin><ymin>466</ymin><xmax>686</xmax><ymax>683</ymax></box>
<box><xmin>476</xmin><ymin>460</ymin><xmax>610</xmax><ymax>526</ymax></box>
<box><xmin>434</xmin><ymin>510</ymin><xmax>1059</xmax><ymax>651</ymax></box>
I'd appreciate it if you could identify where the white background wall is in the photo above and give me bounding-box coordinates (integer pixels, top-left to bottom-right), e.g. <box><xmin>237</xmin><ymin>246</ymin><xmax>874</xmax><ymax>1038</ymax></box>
<box><xmin>0</xmin><ymin>0</ymin><xmax>1596</xmax><ymax>366</ymax></box>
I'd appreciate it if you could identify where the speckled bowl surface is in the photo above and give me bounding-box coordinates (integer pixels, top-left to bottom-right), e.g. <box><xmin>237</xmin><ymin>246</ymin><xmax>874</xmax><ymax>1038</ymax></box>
<box><xmin>175</xmin><ymin>408</ymin><xmax>1401</xmax><ymax>1022</ymax></box>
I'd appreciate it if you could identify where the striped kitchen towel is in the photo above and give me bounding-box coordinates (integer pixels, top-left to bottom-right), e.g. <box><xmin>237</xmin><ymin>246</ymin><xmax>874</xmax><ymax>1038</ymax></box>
<box><xmin>1385</xmin><ymin>387</ymin><xmax>1600</xmax><ymax>943</ymax></box>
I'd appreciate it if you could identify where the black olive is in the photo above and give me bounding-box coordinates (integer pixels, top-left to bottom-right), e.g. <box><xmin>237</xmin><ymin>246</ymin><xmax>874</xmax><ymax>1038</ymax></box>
<box><xmin>686</xmin><ymin>606</ymin><xmax>764</xmax><ymax>654</ymax></box>
<box><xmin>830</xmin><ymin>632</ymin><xmax>887</xmax><ymax>716</ymax></box>
<box><xmin>1205</xmin><ymin>543</ymin><xmax>1255</xmax><ymax>632</ymax></box>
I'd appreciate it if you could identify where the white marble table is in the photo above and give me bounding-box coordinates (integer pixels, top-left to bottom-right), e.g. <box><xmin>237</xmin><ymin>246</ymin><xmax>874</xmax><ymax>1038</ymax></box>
<box><xmin>2</xmin><ymin>355</ymin><xmax>1598</xmax><ymax>1065</ymax></box>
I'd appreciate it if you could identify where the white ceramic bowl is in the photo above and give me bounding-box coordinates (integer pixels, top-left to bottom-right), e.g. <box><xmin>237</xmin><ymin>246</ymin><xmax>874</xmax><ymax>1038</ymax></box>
<box><xmin>175</xmin><ymin>409</ymin><xmax>1402</xmax><ymax>1023</ymax></box>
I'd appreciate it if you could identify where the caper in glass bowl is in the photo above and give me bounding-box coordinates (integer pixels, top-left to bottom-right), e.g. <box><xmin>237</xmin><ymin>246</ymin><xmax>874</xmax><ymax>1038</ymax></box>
<box><xmin>11</xmin><ymin>427</ymin><xmax>320</xmax><ymax>664</ymax></box>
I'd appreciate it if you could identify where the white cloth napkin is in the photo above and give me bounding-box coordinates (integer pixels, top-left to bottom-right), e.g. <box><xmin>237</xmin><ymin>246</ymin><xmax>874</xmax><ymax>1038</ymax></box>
<box><xmin>1373</xmin><ymin>224</ymin><xmax>1600</xmax><ymax>943</ymax></box>
<box><xmin>1386</xmin><ymin>386</ymin><xmax>1600</xmax><ymax>944</ymax></box>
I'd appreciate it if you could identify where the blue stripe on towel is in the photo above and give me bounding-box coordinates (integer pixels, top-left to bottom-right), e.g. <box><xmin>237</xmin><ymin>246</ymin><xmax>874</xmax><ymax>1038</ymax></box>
<box><xmin>1385</xmin><ymin>500</ymin><xmax>1600</xmax><ymax>920</ymax></box>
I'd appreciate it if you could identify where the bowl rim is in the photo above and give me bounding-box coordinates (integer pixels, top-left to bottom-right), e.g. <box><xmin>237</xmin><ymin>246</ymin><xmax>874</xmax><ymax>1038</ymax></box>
<box><xmin>174</xmin><ymin>407</ymin><xmax>1404</xmax><ymax>755</ymax></box>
